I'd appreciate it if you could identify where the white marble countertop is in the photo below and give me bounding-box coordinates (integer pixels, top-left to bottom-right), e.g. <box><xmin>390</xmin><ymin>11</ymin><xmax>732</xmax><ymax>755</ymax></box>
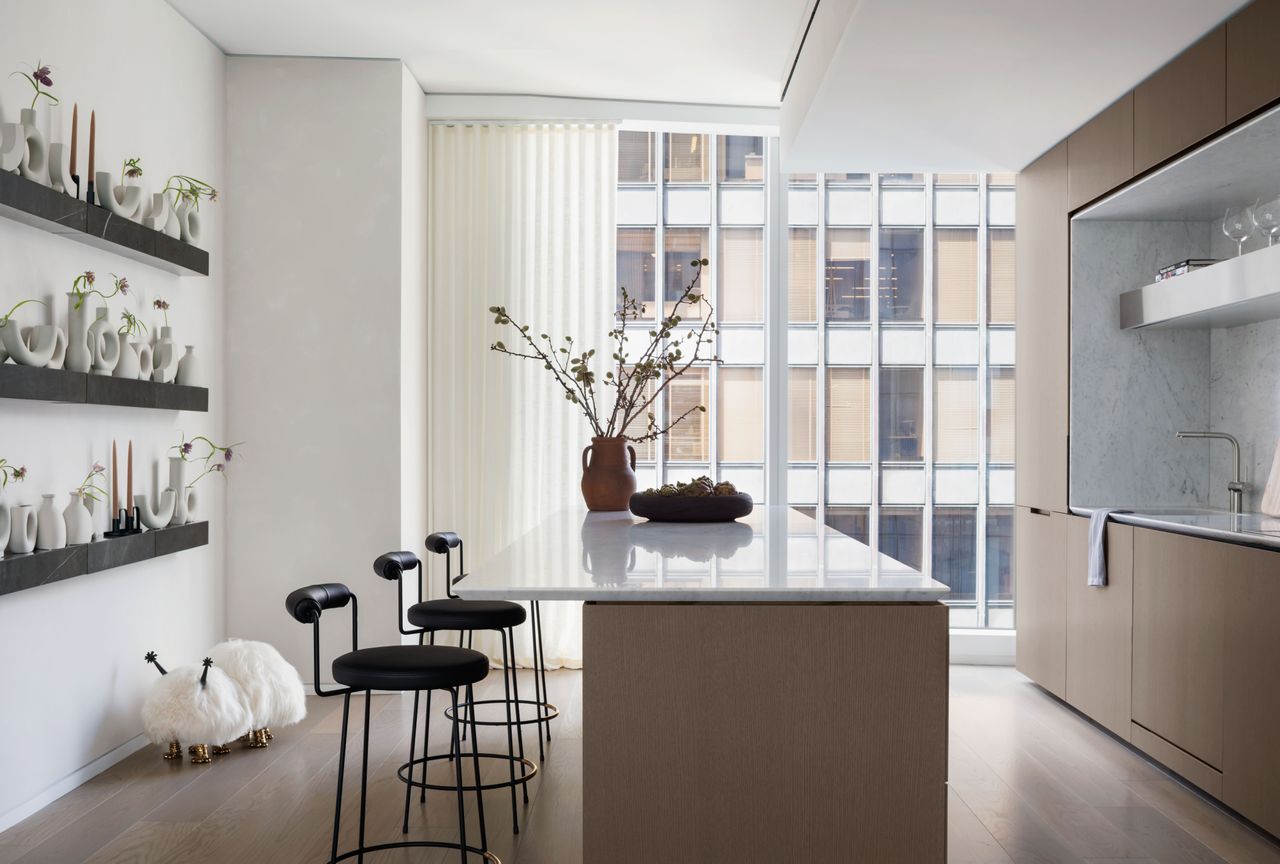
<box><xmin>452</xmin><ymin>506</ymin><xmax>950</xmax><ymax>602</ymax></box>
<box><xmin>1070</xmin><ymin>505</ymin><xmax>1280</xmax><ymax>551</ymax></box>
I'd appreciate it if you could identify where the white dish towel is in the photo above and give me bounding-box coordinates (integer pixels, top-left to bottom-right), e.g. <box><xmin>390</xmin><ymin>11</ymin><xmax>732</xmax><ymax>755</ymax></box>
<box><xmin>1088</xmin><ymin>508</ymin><xmax>1130</xmax><ymax>587</ymax></box>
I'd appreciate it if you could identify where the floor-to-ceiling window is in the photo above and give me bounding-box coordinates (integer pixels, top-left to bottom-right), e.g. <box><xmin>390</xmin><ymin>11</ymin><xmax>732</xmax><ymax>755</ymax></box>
<box><xmin>616</xmin><ymin>132</ymin><xmax>1016</xmax><ymax>629</ymax></box>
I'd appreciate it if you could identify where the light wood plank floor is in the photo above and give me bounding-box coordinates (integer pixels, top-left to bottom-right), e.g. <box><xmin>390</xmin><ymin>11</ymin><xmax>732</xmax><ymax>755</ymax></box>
<box><xmin>2</xmin><ymin>666</ymin><xmax>1278</xmax><ymax>863</ymax></box>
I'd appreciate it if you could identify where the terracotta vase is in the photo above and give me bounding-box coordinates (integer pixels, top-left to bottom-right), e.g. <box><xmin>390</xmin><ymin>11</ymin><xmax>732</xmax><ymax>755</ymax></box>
<box><xmin>580</xmin><ymin>436</ymin><xmax>637</xmax><ymax>512</ymax></box>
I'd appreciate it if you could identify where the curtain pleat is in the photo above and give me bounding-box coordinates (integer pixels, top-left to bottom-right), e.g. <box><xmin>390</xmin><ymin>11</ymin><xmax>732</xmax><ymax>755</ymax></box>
<box><xmin>427</xmin><ymin>123</ymin><xmax>617</xmax><ymax>668</ymax></box>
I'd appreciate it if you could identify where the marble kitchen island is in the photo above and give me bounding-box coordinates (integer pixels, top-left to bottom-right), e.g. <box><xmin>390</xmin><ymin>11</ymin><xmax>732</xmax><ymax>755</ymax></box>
<box><xmin>454</xmin><ymin>506</ymin><xmax>951</xmax><ymax>863</ymax></box>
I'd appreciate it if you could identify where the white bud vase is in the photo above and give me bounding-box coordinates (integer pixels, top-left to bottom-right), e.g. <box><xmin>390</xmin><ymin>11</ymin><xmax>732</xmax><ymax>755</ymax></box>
<box><xmin>152</xmin><ymin>327</ymin><xmax>178</xmax><ymax>383</ymax></box>
<box><xmin>65</xmin><ymin>293</ymin><xmax>94</xmax><ymax>374</ymax></box>
<box><xmin>63</xmin><ymin>494</ymin><xmax>92</xmax><ymax>545</ymax></box>
<box><xmin>176</xmin><ymin>200</ymin><xmax>202</xmax><ymax>245</ymax></box>
<box><xmin>136</xmin><ymin>341</ymin><xmax>154</xmax><ymax>380</ymax></box>
<box><xmin>46</xmin><ymin>326</ymin><xmax>67</xmax><ymax>370</ymax></box>
<box><xmin>89</xmin><ymin>308</ymin><xmax>120</xmax><ymax>375</ymax></box>
<box><xmin>0</xmin><ymin>322</ymin><xmax>57</xmax><ymax>367</ymax></box>
<box><xmin>18</xmin><ymin>108</ymin><xmax>48</xmax><ymax>185</ymax></box>
<box><xmin>0</xmin><ymin>491</ymin><xmax>9</xmax><ymax>553</ymax></box>
<box><xmin>167</xmin><ymin>457</ymin><xmax>188</xmax><ymax>526</ymax></box>
<box><xmin>176</xmin><ymin>346</ymin><xmax>200</xmax><ymax>387</ymax></box>
<box><xmin>8</xmin><ymin>504</ymin><xmax>37</xmax><ymax>555</ymax></box>
<box><xmin>0</xmin><ymin>122</ymin><xmax>25</xmax><ymax>172</ymax></box>
<box><xmin>113</xmin><ymin>340</ymin><xmax>141</xmax><ymax>379</ymax></box>
<box><xmin>36</xmin><ymin>494</ymin><xmax>66</xmax><ymax>550</ymax></box>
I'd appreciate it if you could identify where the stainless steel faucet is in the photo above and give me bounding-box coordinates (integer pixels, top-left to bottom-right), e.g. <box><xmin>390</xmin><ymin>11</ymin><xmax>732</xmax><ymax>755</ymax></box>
<box><xmin>1177</xmin><ymin>431</ymin><xmax>1248</xmax><ymax>514</ymax></box>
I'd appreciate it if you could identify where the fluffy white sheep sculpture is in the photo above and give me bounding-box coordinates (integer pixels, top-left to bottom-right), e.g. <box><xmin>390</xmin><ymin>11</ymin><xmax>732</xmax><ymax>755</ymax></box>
<box><xmin>142</xmin><ymin>653</ymin><xmax>251</xmax><ymax>763</ymax></box>
<box><xmin>208</xmin><ymin>638</ymin><xmax>307</xmax><ymax>748</ymax></box>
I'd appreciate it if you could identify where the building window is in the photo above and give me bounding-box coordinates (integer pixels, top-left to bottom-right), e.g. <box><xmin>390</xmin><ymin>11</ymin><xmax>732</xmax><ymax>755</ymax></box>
<box><xmin>616</xmin><ymin>137</ymin><xmax>1016</xmax><ymax>629</ymax></box>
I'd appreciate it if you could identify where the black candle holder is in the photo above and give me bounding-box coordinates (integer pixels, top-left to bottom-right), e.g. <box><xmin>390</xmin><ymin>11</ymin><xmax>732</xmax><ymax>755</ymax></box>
<box><xmin>104</xmin><ymin>506</ymin><xmax>143</xmax><ymax>538</ymax></box>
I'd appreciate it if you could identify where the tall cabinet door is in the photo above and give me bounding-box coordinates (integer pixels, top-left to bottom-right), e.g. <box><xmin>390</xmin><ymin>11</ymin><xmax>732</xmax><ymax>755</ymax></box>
<box><xmin>1134</xmin><ymin>25</ymin><xmax>1226</xmax><ymax>173</ymax></box>
<box><xmin>1223</xmin><ymin>544</ymin><xmax>1280</xmax><ymax>837</ymax></box>
<box><xmin>1132</xmin><ymin>528</ymin><xmax>1225</xmax><ymax>770</ymax></box>
<box><xmin>1227</xmin><ymin>0</ymin><xmax>1280</xmax><ymax>123</ymax></box>
<box><xmin>1015</xmin><ymin>507</ymin><xmax>1066</xmax><ymax>697</ymax></box>
<box><xmin>1014</xmin><ymin>143</ymin><xmax>1068</xmax><ymax>513</ymax></box>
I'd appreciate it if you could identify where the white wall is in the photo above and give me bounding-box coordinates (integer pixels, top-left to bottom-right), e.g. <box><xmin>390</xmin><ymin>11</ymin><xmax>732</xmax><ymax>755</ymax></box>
<box><xmin>224</xmin><ymin>57</ymin><xmax>427</xmax><ymax>680</ymax></box>
<box><xmin>0</xmin><ymin>0</ymin><xmax>226</xmax><ymax>829</ymax></box>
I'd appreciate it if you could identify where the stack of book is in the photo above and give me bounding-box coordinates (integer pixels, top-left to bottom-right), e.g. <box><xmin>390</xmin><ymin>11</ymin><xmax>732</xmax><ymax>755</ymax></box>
<box><xmin>1155</xmin><ymin>259</ymin><xmax>1218</xmax><ymax>281</ymax></box>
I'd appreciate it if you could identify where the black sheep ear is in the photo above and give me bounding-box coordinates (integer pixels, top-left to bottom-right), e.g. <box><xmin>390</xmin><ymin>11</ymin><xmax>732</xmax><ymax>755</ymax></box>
<box><xmin>199</xmin><ymin>657</ymin><xmax>213</xmax><ymax>688</ymax></box>
<box><xmin>144</xmin><ymin>651</ymin><xmax>167</xmax><ymax>676</ymax></box>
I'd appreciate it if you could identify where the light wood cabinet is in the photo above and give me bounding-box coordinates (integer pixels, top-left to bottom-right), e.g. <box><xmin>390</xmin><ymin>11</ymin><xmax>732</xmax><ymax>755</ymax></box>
<box><xmin>1131</xmin><ymin>527</ymin><xmax>1225</xmax><ymax>769</ymax></box>
<box><xmin>1227</xmin><ymin>0</ymin><xmax>1280</xmax><ymax>123</ymax></box>
<box><xmin>1222</xmin><ymin>543</ymin><xmax>1280</xmax><ymax>837</ymax></box>
<box><xmin>1065</xmin><ymin>516</ymin><xmax>1132</xmax><ymax>739</ymax></box>
<box><xmin>1134</xmin><ymin>26</ymin><xmax>1226</xmax><ymax>173</ymax></box>
<box><xmin>1066</xmin><ymin>93</ymin><xmax>1134</xmax><ymax>211</ymax></box>
<box><xmin>1015</xmin><ymin>507</ymin><xmax>1066</xmax><ymax>697</ymax></box>
<box><xmin>1014</xmin><ymin>143</ymin><xmax>1068</xmax><ymax>513</ymax></box>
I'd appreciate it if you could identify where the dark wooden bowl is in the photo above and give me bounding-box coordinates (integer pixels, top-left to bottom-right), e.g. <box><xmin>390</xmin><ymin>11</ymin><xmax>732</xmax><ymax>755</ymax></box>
<box><xmin>628</xmin><ymin>491</ymin><xmax>754</xmax><ymax>523</ymax></box>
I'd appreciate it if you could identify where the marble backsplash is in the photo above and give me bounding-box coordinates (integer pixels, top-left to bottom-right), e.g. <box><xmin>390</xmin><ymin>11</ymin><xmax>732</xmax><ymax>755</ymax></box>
<box><xmin>1070</xmin><ymin>220</ymin><xmax>1212</xmax><ymax>508</ymax></box>
<box><xmin>1072</xmin><ymin>219</ymin><xmax>1280</xmax><ymax>512</ymax></box>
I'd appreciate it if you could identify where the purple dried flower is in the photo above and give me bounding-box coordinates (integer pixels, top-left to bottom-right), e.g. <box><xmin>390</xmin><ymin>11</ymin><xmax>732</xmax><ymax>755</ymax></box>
<box><xmin>223</xmin><ymin>447</ymin><xmax>233</xmax><ymax>462</ymax></box>
<box><xmin>12</xmin><ymin>466</ymin><xmax>26</xmax><ymax>481</ymax></box>
<box><xmin>181</xmin><ymin>442</ymin><xmax>193</xmax><ymax>456</ymax></box>
<box><xmin>33</xmin><ymin>65</ymin><xmax>52</xmax><ymax>88</ymax></box>
<box><xmin>153</xmin><ymin>298</ymin><xmax>169</xmax><ymax>311</ymax></box>
<box><xmin>115</xmin><ymin>276</ymin><xmax>129</xmax><ymax>295</ymax></box>
<box><xmin>91</xmin><ymin>462</ymin><xmax>105</xmax><ymax>474</ymax></box>
<box><xmin>213</xmin><ymin>463</ymin><xmax>225</xmax><ymax>472</ymax></box>
<box><xmin>84</xmin><ymin>271</ymin><xmax>95</xmax><ymax>286</ymax></box>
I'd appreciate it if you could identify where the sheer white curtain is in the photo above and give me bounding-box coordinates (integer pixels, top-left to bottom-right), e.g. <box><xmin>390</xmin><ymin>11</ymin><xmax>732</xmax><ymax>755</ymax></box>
<box><xmin>426</xmin><ymin>122</ymin><xmax>616</xmax><ymax>668</ymax></box>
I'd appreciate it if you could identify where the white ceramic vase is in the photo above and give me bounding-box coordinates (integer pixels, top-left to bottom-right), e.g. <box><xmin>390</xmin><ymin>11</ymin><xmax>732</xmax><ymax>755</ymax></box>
<box><xmin>176</xmin><ymin>201</ymin><xmax>201</xmax><ymax>245</ymax></box>
<box><xmin>35</xmin><ymin>494</ymin><xmax>66</xmax><ymax>551</ymax></box>
<box><xmin>48</xmin><ymin>142</ymin><xmax>74</xmax><ymax>195</ymax></box>
<box><xmin>63</xmin><ymin>494</ymin><xmax>92</xmax><ymax>545</ymax></box>
<box><xmin>145</xmin><ymin>193</ymin><xmax>180</xmax><ymax>237</ymax></box>
<box><xmin>0</xmin><ymin>491</ymin><xmax>9</xmax><ymax>554</ymax></box>
<box><xmin>167</xmin><ymin>457</ymin><xmax>188</xmax><ymax>525</ymax></box>
<box><xmin>18</xmin><ymin>108</ymin><xmax>48</xmax><ymax>185</ymax></box>
<box><xmin>152</xmin><ymin>326</ymin><xmax>178</xmax><ymax>383</ymax></box>
<box><xmin>8</xmin><ymin>504</ymin><xmax>37</xmax><ymax>555</ymax></box>
<box><xmin>95</xmin><ymin>171</ymin><xmax>143</xmax><ymax>218</ymax></box>
<box><xmin>88</xmin><ymin>308</ymin><xmax>120</xmax><ymax>375</ymax></box>
<box><xmin>65</xmin><ymin>293</ymin><xmax>94</xmax><ymax>374</ymax></box>
<box><xmin>0</xmin><ymin>322</ymin><xmax>58</xmax><ymax>367</ymax></box>
<box><xmin>136</xmin><ymin>490</ymin><xmax>176</xmax><ymax>530</ymax></box>
<box><xmin>0</xmin><ymin>122</ymin><xmax>24</xmax><ymax>172</ymax></box>
<box><xmin>176</xmin><ymin>346</ymin><xmax>200</xmax><ymax>387</ymax></box>
<box><xmin>44</xmin><ymin>326</ymin><xmax>67</xmax><ymax>370</ymax></box>
<box><xmin>113</xmin><ymin>339</ymin><xmax>141</xmax><ymax>379</ymax></box>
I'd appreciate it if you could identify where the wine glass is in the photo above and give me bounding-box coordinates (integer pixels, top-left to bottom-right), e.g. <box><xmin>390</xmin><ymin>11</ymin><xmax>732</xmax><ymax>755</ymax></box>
<box><xmin>1250</xmin><ymin>197</ymin><xmax>1280</xmax><ymax>247</ymax></box>
<box><xmin>1223</xmin><ymin>206</ymin><xmax>1253</xmax><ymax>257</ymax></box>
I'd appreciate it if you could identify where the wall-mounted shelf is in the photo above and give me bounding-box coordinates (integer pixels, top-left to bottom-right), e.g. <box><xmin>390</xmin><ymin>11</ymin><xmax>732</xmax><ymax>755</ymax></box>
<box><xmin>0</xmin><ymin>364</ymin><xmax>208</xmax><ymax>411</ymax></box>
<box><xmin>1120</xmin><ymin>242</ymin><xmax>1280</xmax><ymax>330</ymax></box>
<box><xmin>0</xmin><ymin>171</ymin><xmax>208</xmax><ymax>276</ymax></box>
<box><xmin>0</xmin><ymin>521</ymin><xmax>207</xmax><ymax>598</ymax></box>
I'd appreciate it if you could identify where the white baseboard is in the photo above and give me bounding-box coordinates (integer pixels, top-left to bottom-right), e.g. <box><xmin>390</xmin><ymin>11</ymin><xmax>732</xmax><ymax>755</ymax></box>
<box><xmin>950</xmin><ymin>629</ymin><xmax>1016</xmax><ymax>666</ymax></box>
<box><xmin>0</xmin><ymin>733</ymin><xmax>149</xmax><ymax>835</ymax></box>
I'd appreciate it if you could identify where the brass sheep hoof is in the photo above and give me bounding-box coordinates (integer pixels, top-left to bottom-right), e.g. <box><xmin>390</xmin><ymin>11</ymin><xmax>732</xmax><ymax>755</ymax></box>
<box><xmin>248</xmin><ymin>729</ymin><xmax>270</xmax><ymax>748</ymax></box>
<box><xmin>212</xmin><ymin>744</ymin><xmax>232</xmax><ymax>756</ymax></box>
<box><xmin>163</xmin><ymin>741</ymin><xmax>183</xmax><ymax>761</ymax></box>
<box><xmin>190</xmin><ymin>744</ymin><xmax>212</xmax><ymax>764</ymax></box>
<box><xmin>263</xmin><ymin>728</ymin><xmax>274</xmax><ymax>740</ymax></box>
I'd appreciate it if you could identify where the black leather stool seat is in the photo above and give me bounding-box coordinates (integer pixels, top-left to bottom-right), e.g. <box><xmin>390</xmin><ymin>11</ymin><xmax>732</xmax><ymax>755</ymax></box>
<box><xmin>408</xmin><ymin>599</ymin><xmax>527</xmax><ymax>631</ymax></box>
<box><xmin>332</xmin><ymin>645</ymin><xmax>488</xmax><ymax>692</ymax></box>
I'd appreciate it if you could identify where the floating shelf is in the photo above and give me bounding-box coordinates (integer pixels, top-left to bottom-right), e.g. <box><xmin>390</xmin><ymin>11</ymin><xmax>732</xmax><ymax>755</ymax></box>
<box><xmin>0</xmin><ymin>364</ymin><xmax>208</xmax><ymax>411</ymax></box>
<box><xmin>1120</xmin><ymin>242</ymin><xmax>1280</xmax><ymax>330</ymax></box>
<box><xmin>0</xmin><ymin>171</ymin><xmax>208</xmax><ymax>276</ymax></box>
<box><xmin>0</xmin><ymin>521</ymin><xmax>208</xmax><ymax>598</ymax></box>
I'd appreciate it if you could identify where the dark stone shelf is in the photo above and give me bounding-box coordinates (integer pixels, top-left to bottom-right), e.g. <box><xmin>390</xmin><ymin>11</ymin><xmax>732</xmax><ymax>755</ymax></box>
<box><xmin>0</xmin><ymin>171</ymin><xmax>209</xmax><ymax>276</ymax></box>
<box><xmin>0</xmin><ymin>364</ymin><xmax>207</xmax><ymax>412</ymax></box>
<box><xmin>0</xmin><ymin>521</ymin><xmax>209</xmax><ymax>598</ymax></box>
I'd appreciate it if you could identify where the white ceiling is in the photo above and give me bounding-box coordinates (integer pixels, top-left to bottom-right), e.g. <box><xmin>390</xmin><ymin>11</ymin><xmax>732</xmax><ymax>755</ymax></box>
<box><xmin>782</xmin><ymin>0</ymin><xmax>1249</xmax><ymax>172</ymax></box>
<box><xmin>170</xmin><ymin>0</ymin><xmax>1250</xmax><ymax>171</ymax></box>
<box><xmin>166</xmin><ymin>0</ymin><xmax>812</xmax><ymax>107</ymax></box>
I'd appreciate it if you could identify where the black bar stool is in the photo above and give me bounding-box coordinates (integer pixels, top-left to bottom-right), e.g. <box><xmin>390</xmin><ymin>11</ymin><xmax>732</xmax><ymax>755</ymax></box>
<box><xmin>375</xmin><ymin>540</ymin><xmax>554</xmax><ymax>835</ymax></box>
<box><xmin>284</xmin><ymin>582</ymin><xmax>498</xmax><ymax>863</ymax></box>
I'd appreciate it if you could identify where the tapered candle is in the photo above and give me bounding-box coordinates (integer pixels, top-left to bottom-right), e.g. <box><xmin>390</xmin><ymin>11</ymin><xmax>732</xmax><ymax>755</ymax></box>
<box><xmin>111</xmin><ymin>440</ymin><xmax>118</xmax><ymax>516</ymax></box>
<box><xmin>127</xmin><ymin>441</ymin><xmax>133</xmax><ymax>513</ymax></box>
<box><xmin>69</xmin><ymin>103</ymin><xmax>78</xmax><ymax>176</ymax></box>
<box><xmin>87</xmin><ymin>110</ymin><xmax>95</xmax><ymax>180</ymax></box>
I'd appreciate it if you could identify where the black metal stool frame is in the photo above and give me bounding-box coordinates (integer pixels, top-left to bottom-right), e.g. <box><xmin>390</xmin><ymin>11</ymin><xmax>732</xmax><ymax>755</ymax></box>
<box><xmin>377</xmin><ymin>545</ymin><xmax>542</xmax><ymax>834</ymax></box>
<box><xmin>287</xmin><ymin>584</ymin><xmax>498</xmax><ymax>864</ymax></box>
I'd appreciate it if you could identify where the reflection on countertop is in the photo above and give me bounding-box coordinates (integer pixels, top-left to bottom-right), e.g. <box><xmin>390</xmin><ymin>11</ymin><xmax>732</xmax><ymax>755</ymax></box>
<box><xmin>453</xmin><ymin>505</ymin><xmax>951</xmax><ymax>602</ymax></box>
<box><xmin>1070</xmin><ymin>504</ymin><xmax>1280</xmax><ymax>551</ymax></box>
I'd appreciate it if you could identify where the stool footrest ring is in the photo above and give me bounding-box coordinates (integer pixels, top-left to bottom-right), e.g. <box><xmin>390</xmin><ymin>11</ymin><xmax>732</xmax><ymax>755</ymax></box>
<box><xmin>397</xmin><ymin>753</ymin><xmax>538</xmax><ymax>792</ymax></box>
<box><xmin>446</xmin><ymin>698</ymin><xmax>559</xmax><ymax>727</ymax></box>
<box><xmin>333</xmin><ymin>840</ymin><xmax>499</xmax><ymax>862</ymax></box>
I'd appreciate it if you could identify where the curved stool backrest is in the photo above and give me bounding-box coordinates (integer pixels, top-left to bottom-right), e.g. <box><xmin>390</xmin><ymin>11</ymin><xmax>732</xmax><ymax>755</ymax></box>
<box><xmin>283</xmin><ymin>582</ymin><xmax>359</xmax><ymax>698</ymax></box>
<box><xmin>425</xmin><ymin>531</ymin><xmax>464</xmax><ymax>599</ymax></box>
